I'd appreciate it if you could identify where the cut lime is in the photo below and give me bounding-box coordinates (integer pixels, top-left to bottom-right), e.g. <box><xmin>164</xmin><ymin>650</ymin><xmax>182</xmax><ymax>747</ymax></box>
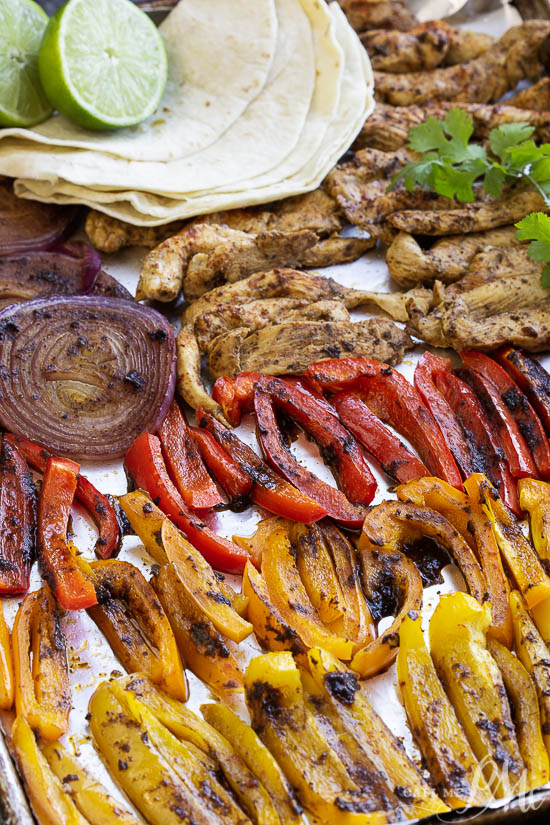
<box><xmin>0</xmin><ymin>0</ymin><xmax>52</xmax><ymax>127</ymax></box>
<box><xmin>38</xmin><ymin>0</ymin><xmax>168</xmax><ymax>132</ymax></box>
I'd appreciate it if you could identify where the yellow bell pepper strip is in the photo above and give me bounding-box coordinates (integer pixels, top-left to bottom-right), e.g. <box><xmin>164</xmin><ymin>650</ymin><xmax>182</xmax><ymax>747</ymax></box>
<box><xmin>151</xmin><ymin>563</ymin><xmax>244</xmax><ymax>697</ymax></box>
<box><xmin>430</xmin><ymin>593</ymin><xmax>524</xmax><ymax>797</ymax></box>
<box><xmin>233</xmin><ymin>515</ymin><xmax>287</xmax><ymax>566</ymax></box>
<box><xmin>87</xmin><ymin>559</ymin><xmax>188</xmax><ymax>701</ymax></box>
<box><xmin>200</xmin><ymin>703</ymin><xmax>303</xmax><ymax>825</ymax></box>
<box><xmin>307</xmin><ymin>647</ymin><xmax>449</xmax><ymax>819</ymax></box>
<box><xmin>397</xmin><ymin>611</ymin><xmax>493</xmax><ymax>809</ymax></box>
<box><xmin>0</xmin><ymin>602</ymin><xmax>13</xmax><ymax>710</ymax></box>
<box><xmin>42</xmin><ymin>741</ymin><xmax>142</xmax><ymax>825</ymax></box>
<box><xmin>398</xmin><ymin>476</ymin><xmax>512</xmax><ymax>647</ymax></box>
<box><xmin>244</xmin><ymin>651</ymin><xmax>388</xmax><ymax>825</ymax></box>
<box><xmin>260</xmin><ymin>525</ymin><xmax>355</xmax><ymax>659</ymax></box>
<box><xmin>509</xmin><ymin>590</ymin><xmax>550</xmax><ymax>755</ymax></box>
<box><xmin>518</xmin><ymin>477</ymin><xmax>550</xmax><ymax>572</ymax></box>
<box><xmin>242</xmin><ymin>560</ymin><xmax>308</xmax><ymax>661</ymax></box>
<box><xmin>11</xmin><ymin>716</ymin><xmax>89</xmax><ymax>825</ymax></box>
<box><xmin>12</xmin><ymin>586</ymin><xmax>70</xmax><ymax>741</ymax></box>
<box><xmin>487</xmin><ymin>638</ymin><xmax>550</xmax><ymax>791</ymax></box>
<box><xmin>470</xmin><ymin>473</ymin><xmax>550</xmax><ymax>609</ymax></box>
<box><xmin>119</xmin><ymin>490</ymin><xmax>252</xmax><ymax>642</ymax></box>
<box><xmin>288</xmin><ymin>521</ymin><xmax>346</xmax><ymax>625</ymax></box>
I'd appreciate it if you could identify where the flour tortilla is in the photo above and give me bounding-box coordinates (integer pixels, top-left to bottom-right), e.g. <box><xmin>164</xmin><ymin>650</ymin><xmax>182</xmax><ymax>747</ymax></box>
<box><xmin>0</xmin><ymin>0</ymin><xmax>316</xmax><ymax>194</ymax></box>
<box><xmin>0</xmin><ymin>0</ymin><xmax>278</xmax><ymax>162</ymax></box>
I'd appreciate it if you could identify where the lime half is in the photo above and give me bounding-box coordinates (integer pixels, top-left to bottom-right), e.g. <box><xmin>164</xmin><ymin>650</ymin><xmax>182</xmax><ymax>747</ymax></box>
<box><xmin>0</xmin><ymin>0</ymin><xmax>52</xmax><ymax>127</ymax></box>
<box><xmin>38</xmin><ymin>0</ymin><xmax>168</xmax><ymax>131</ymax></box>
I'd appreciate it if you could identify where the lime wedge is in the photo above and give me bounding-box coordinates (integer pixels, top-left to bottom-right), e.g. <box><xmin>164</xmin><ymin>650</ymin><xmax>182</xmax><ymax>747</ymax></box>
<box><xmin>38</xmin><ymin>0</ymin><xmax>168</xmax><ymax>131</ymax></box>
<box><xmin>0</xmin><ymin>0</ymin><xmax>52</xmax><ymax>127</ymax></box>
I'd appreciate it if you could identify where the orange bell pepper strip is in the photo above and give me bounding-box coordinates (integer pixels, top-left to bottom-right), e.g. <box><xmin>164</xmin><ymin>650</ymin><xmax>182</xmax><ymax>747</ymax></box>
<box><xmin>496</xmin><ymin>347</ymin><xmax>550</xmax><ymax>434</ymax></box>
<box><xmin>5</xmin><ymin>432</ymin><xmax>121</xmax><ymax>560</ymax></box>
<box><xmin>158</xmin><ymin>400</ymin><xmax>222</xmax><ymax>510</ymax></box>
<box><xmin>189</xmin><ymin>425</ymin><xmax>252</xmax><ymax>502</ymax></box>
<box><xmin>12</xmin><ymin>586</ymin><xmax>70</xmax><ymax>740</ymax></box>
<box><xmin>38</xmin><ymin>457</ymin><xmax>97</xmax><ymax>610</ymax></box>
<box><xmin>0</xmin><ymin>436</ymin><xmax>36</xmax><ymax>595</ymax></box>
<box><xmin>124</xmin><ymin>432</ymin><xmax>250</xmax><ymax>574</ymax></box>
<box><xmin>197</xmin><ymin>408</ymin><xmax>327</xmax><ymax>523</ymax></box>
<box><xmin>0</xmin><ymin>602</ymin><xmax>13</xmax><ymax>710</ymax></box>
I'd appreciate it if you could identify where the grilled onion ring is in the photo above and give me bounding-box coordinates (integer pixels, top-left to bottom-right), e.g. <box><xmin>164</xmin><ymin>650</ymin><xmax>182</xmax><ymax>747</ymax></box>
<box><xmin>0</xmin><ymin>296</ymin><xmax>175</xmax><ymax>460</ymax></box>
<box><xmin>0</xmin><ymin>179</ymin><xmax>79</xmax><ymax>255</ymax></box>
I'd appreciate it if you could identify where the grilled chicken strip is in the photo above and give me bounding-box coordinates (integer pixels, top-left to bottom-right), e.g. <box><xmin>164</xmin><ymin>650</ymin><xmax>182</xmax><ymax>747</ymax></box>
<box><xmin>373</xmin><ymin>21</ymin><xmax>550</xmax><ymax>105</ymax></box>
<box><xmin>338</xmin><ymin>0</ymin><xmax>417</xmax><ymax>32</ymax></box>
<box><xmin>506</xmin><ymin>77</ymin><xmax>550</xmax><ymax>110</ymax></box>
<box><xmin>362</xmin><ymin>21</ymin><xmax>493</xmax><ymax>72</ymax></box>
<box><xmin>85</xmin><ymin>211</ymin><xmax>184</xmax><ymax>253</ymax></box>
<box><xmin>176</xmin><ymin>324</ymin><xmax>228</xmax><ymax>425</ymax></box>
<box><xmin>386</xmin><ymin>226</ymin><xmax>519</xmax><ymax>287</ymax></box>
<box><xmin>354</xmin><ymin>101</ymin><xmax>550</xmax><ymax>152</ymax></box>
<box><xmin>206</xmin><ymin>318</ymin><xmax>413</xmax><ymax>379</ymax></box>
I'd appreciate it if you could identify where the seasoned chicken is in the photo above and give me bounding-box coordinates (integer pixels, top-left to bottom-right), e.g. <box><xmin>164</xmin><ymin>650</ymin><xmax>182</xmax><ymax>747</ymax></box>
<box><xmin>362</xmin><ymin>21</ymin><xmax>493</xmax><ymax>72</ymax></box>
<box><xmin>506</xmin><ymin>77</ymin><xmax>550</xmax><ymax>110</ymax></box>
<box><xmin>355</xmin><ymin>102</ymin><xmax>550</xmax><ymax>152</ymax></box>
<box><xmin>206</xmin><ymin>318</ymin><xmax>413</xmax><ymax>379</ymax></box>
<box><xmin>373</xmin><ymin>21</ymin><xmax>550</xmax><ymax>105</ymax></box>
<box><xmin>85</xmin><ymin>210</ymin><xmax>184</xmax><ymax>253</ymax></box>
<box><xmin>176</xmin><ymin>324</ymin><xmax>228</xmax><ymax>424</ymax></box>
<box><xmin>338</xmin><ymin>0</ymin><xmax>417</xmax><ymax>32</ymax></box>
<box><xmin>388</xmin><ymin>188</ymin><xmax>545</xmax><ymax>236</ymax></box>
<box><xmin>386</xmin><ymin>227</ymin><xmax>520</xmax><ymax>287</ymax></box>
<box><xmin>298</xmin><ymin>235</ymin><xmax>374</xmax><ymax>267</ymax></box>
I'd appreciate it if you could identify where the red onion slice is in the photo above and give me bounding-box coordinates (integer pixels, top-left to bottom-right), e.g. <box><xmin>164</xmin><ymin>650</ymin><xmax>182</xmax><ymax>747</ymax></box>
<box><xmin>0</xmin><ymin>296</ymin><xmax>175</xmax><ymax>460</ymax></box>
<box><xmin>0</xmin><ymin>179</ymin><xmax>79</xmax><ymax>256</ymax></box>
<box><xmin>50</xmin><ymin>242</ymin><xmax>103</xmax><ymax>293</ymax></box>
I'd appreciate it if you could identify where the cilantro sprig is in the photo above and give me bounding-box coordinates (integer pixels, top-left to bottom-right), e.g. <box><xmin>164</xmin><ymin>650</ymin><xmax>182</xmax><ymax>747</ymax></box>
<box><xmin>515</xmin><ymin>212</ymin><xmax>550</xmax><ymax>290</ymax></box>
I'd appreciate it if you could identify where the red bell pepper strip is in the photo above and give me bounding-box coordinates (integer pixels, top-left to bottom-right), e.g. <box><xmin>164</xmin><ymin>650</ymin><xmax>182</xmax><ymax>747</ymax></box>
<box><xmin>4</xmin><ymin>433</ymin><xmax>121</xmax><ymax>560</ymax></box>
<box><xmin>457</xmin><ymin>363</ymin><xmax>536</xmax><ymax>479</ymax></box>
<box><xmin>37</xmin><ymin>457</ymin><xmax>98</xmax><ymax>610</ymax></box>
<box><xmin>124</xmin><ymin>432</ymin><xmax>250</xmax><ymax>574</ymax></box>
<box><xmin>0</xmin><ymin>437</ymin><xmax>36</xmax><ymax>595</ymax></box>
<box><xmin>253</xmin><ymin>388</ymin><xmax>366</xmax><ymax>528</ymax></box>
<box><xmin>332</xmin><ymin>391</ymin><xmax>428</xmax><ymax>484</ymax></box>
<box><xmin>414</xmin><ymin>352</ymin><xmax>475</xmax><ymax>478</ymax></box>
<box><xmin>495</xmin><ymin>347</ymin><xmax>550</xmax><ymax>435</ymax></box>
<box><xmin>189</xmin><ymin>426</ymin><xmax>252</xmax><ymax>502</ymax></box>
<box><xmin>434</xmin><ymin>370</ymin><xmax>521</xmax><ymax>517</ymax></box>
<box><xmin>460</xmin><ymin>350</ymin><xmax>550</xmax><ymax>480</ymax></box>
<box><xmin>197</xmin><ymin>409</ymin><xmax>328</xmax><ymax>523</ymax></box>
<box><xmin>157</xmin><ymin>400</ymin><xmax>222</xmax><ymax>510</ymax></box>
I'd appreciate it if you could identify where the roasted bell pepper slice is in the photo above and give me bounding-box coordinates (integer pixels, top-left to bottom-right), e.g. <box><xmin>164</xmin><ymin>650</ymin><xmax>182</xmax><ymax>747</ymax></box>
<box><xmin>12</xmin><ymin>586</ymin><xmax>70</xmax><ymax>740</ymax></box>
<box><xmin>201</xmin><ymin>702</ymin><xmax>302</xmax><ymax>825</ymax></box>
<box><xmin>189</xmin><ymin>425</ymin><xmax>252</xmax><ymax>502</ymax></box>
<box><xmin>0</xmin><ymin>602</ymin><xmax>13</xmax><ymax>710</ymax></box>
<box><xmin>254</xmin><ymin>388</ymin><xmax>366</xmax><ymax>528</ymax></box>
<box><xmin>461</xmin><ymin>350</ymin><xmax>550</xmax><ymax>480</ymax></box>
<box><xmin>397</xmin><ymin>611</ymin><xmax>493</xmax><ymax>808</ymax></box>
<box><xmin>433</xmin><ymin>369</ymin><xmax>521</xmax><ymax>516</ymax></box>
<box><xmin>518</xmin><ymin>477</ymin><xmax>550</xmax><ymax>574</ymax></box>
<box><xmin>158</xmin><ymin>399</ymin><xmax>222</xmax><ymax>510</ymax></box>
<box><xmin>430</xmin><ymin>593</ymin><xmax>524</xmax><ymax>797</ymax></box>
<box><xmin>124</xmin><ymin>431</ymin><xmax>249</xmax><ymax>574</ymax></box>
<box><xmin>332</xmin><ymin>391</ymin><xmax>428</xmax><ymax>484</ymax></box>
<box><xmin>496</xmin><ymin>347</ymin><xmax>550</xmax><ymax>434</ymax></box>
<box><xmin>306</xmin><ymin>357</ymin><xmax>461</xmax><ymax>487</ymax></box>
<box><xmin>307</xmin><ymin>647</ymin><xmax>449</xmax><ymax>818</ymax></box>
<box><xmin>0</xmin><ymin>437</ymin><xmax>36</xmax><ymax>595</ymax></box>
<box><xmin>151</xmin><ymin>563</ymin><xmax>244</xmax><ymax>697</ymax></box>
<box><xmin>414</xmin><ymin>352</ymin><xmax>475</xmax><ymax>477</ymax></box>
<box><xmin>5</xmin><ymin>432</ymin><xmax>121</xmax><ymax>560</ymax></box>
<box><xmin>42</xmin><ymin>740</ymin><xmax>142</xmax><ymax>825</ymax></box>
<box><xmin>398</xmin><ymin>476</ymin><xmax>512</xmax><ymax>647</ymax></box>
<box><xmin>288</xmin><ymin>520</ymin><xmax>345</xmax><ymax>624</ymax></box>
<box><xmin>457</xmin><ymin>364</ymin><xmax>536</xmax><ymax>479</ymax></box>
<box><xmin>469</xmin><ymin>473</ymin><xmax>550</xmax><ymax>609</ymax></box>
<box><xmin>509</xmin><ymin>590</ymin><xmax>550</xmax><ymax>756</ymax></box>
<box><xmin>488</xmin><ymin>637</ymin><xmax>550</xmax><ymax>791</ymax></box>
<box><xmin>119</xmin><ymin>490</ymin><xmax>252</xmax><ymax>642</ymax></box>
<box><xmin>245</xmin><ymin>651</ymin><xmax>388</xmax><ymax>825</ymax></box>
<box><xmin>11</xmin><ymin>716</ymin><xmax>89</xmax><ymax>825</ymax></box>
<box><xmin>37</xmin><ymin>456</ymin><xmax>97</xmax><ymax>610</ymax></box>
<box><xmin>197</xmin><ymin>409</ymin><xmax>327</xmax><ymax>523</ymax></box>
<box><xmin>87</xmin><ymin>559</ymin><xmax>188</xmax><ymax>701</ymax></box>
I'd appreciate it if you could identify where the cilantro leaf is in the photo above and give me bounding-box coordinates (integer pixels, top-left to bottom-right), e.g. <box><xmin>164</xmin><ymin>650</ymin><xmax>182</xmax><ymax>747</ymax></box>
<box><xmin>489</xmin><ymin>122</ymin><xmax>536</xmax><ymax>161</ymax></box>
<box><xmin>408</xmin><ymin>116</ymin><xmax>450</xmax><ymax>154</ymax></box>
<box><xmin>483</xmin><ymin>165</ymin><xmax>508</xmax><ymax>198</ymax></box>
<box><xmin>516</xmin><ymin>212</ymin><xmax>550</xmax><ymax>295</ymax></box>
<box><xmin>432</xmin><ymin>157</ymin><xmax>488</xmax><ymax>201</ymax></box>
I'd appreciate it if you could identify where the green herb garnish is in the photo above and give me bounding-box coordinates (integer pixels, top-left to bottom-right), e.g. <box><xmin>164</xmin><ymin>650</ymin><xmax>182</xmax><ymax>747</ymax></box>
<box><xmin>515</xmin><ymin>212</ymin><xmax>550</xmax><ymax>290</ymax></box>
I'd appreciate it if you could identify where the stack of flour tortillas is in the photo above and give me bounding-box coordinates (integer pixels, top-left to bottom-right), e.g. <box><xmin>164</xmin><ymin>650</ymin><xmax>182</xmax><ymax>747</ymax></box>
<box><xmin>0</xmin><ymin>0</ymin><xmax>374</xmax><ymax>226</ymax></box>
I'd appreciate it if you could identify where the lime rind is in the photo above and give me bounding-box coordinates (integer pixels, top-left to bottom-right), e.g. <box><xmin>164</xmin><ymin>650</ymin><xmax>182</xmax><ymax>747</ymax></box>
<box><xmin>39</xmin><ymin>0</ymin><xmax>168</xmax><ymax>132</ymax></box>
<box><xmin>0</xmin><ymin>0</ymin><xmax>52</xmax><ymax>127</ymax></box>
